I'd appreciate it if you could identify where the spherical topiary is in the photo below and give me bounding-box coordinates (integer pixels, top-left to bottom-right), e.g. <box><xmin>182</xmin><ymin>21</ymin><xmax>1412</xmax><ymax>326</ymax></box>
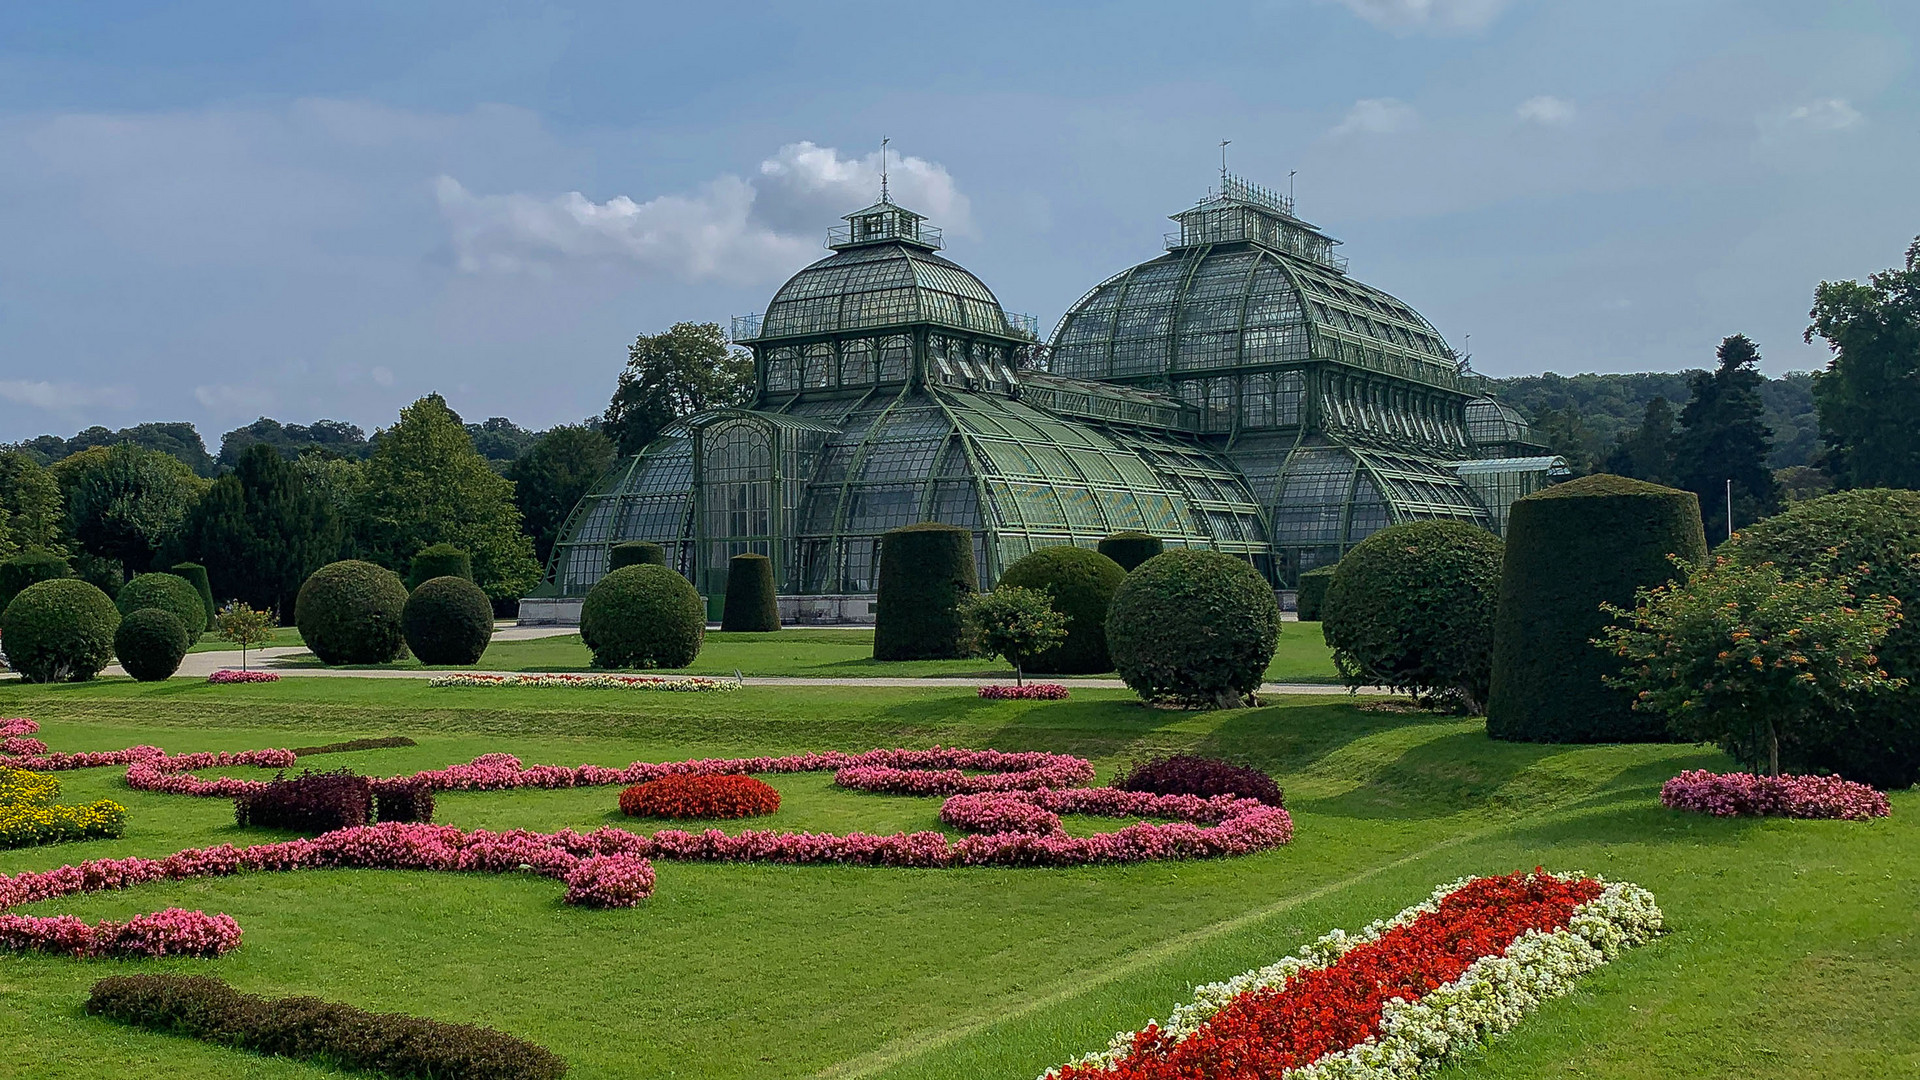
<box><xmin>996</xmin><ymin>545</ymin><xmax>1126</xmax><ymax>674</ymax></box>
<box><xmin>608</xmin><ymin>541</ymin><xmax>667</xmax><ymax>572</ymax></box>
<box><xmin>873</xmin><ymin>523</ymin><xmax>978</xmax><ymax>661</ymax></box>
<box><xmin>0</xmin><ymin>578</ymin><xmax>120</xmax><ymax>682</ymax></box>
<box><xmin>1097</xmin><ymin>531</ymin><xmax>1164</xmax><ymax>573</ymax></box>
<box><xmin>1724</xmin><ymin>488</ymin><xmax>1920</xmax><ymax>787</ymax></box>
<box><xmin>402</xmin><ymin>575</ymin><xmax>495</xmax><ymax>666</ymax></box>
<box><xmin>720</xmin><ymin>553</ymin><xmax>780</xmax><ymax>632</ymax></box>
<box><xmin>166</xmin><ymin>562</ymin><xmax>216</xmax><ymax>626</ymax></box>
<box><xmin>1295</xmin><ymin>566</ymin><xmax>1336</xmax><ymax>622</ymax></box>
<box><xmin>1107</xmin><ymin>549</ymin><xmax>1281</xmax><ymax>708</ymax></box>
<box><xmin>580</xmin><ymin>564</ymin><xmax>705</xmax><ymax>669</ymax></box>
<box><xmin>1487</xmin><ymin>474</ymin><xmax>1707</xmax><ymax>743</ymax></box>
<box><xmin>406</xmin><ymin>543</ymin><xmax>472</xmax><ymax>591</ymax></box>
<box><xmin>0</xmin><ymin>548</ymin><xmax>72</xmax><ymax>612</ymax></box>
<box><xmin>293</xmin><ymin>560</ymin><xmax>410</xmax><ymax>666</ymax></box>
<box><xmin>114</xmin><ymin>607</ymin><xmax>190</xmax><ymax>682</ymax></box>
<box><xmin>1321</xmin><ymin>521</ymin><xmax>1504</xmax><ymax>712</ymax></box>
<box><xmin>115</xmin><ymin>572</ymin><xmax>209</xmax><ymax>645</ymax></box>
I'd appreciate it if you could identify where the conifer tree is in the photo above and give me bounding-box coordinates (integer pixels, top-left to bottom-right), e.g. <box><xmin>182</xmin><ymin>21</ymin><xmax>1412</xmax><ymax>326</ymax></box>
<box><xmin>1678</xmin><ymin>335</ymin><xmax>1782</xmax><ymax>541</ymax></box>
<box><xmin>1602</xmin><ymin>397</ymin><xmax>1678</xmax><ymax>485</ymax></box>
<box><xmin>171</xmin><ymin>443</ymin><xmax>342</xmax><ymax>616</ymax></box>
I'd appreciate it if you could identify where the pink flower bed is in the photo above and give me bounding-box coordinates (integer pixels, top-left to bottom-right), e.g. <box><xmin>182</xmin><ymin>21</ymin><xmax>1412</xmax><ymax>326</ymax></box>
<box><xmin>1661</xmin><ymin>770</ymin><xmax>1891</xmax><ymax>821</ymax></box>
<box><xmin>0</xmin><ymin>909</ymin><xmax>241</xmax><ymax>959</ymax></box>
<box><xmin>208</xmin><ymin>669</ymin><xmax>280</xmax><ymax>684</ymax></box>
<box><xmin>978</xmin><ymin>684</ymin><xmax>1071</xmax><ymax>700</ymax></box>
<box><xmin>0</xmin><ymin>719</ymin><xmax>39</xmax><ymax>738</ymax></box>
<box><xmin>1</xmin><ymin>736</ymin><xmax>49</xmax><ymax>757</ymax></box>
<box><xmin>832</xmin><ymin>748</ymin><xmax>1095</xmax><ymax>795</ymax></box>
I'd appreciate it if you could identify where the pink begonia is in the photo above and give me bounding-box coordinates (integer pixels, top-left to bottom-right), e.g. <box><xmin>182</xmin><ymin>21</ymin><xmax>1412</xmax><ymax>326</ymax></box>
<box><xmin>208</xmin><ymin>669</ymin><xmax>280</xmax><ymax>684</ymax></box>
<box><xmin>0</xmin><ymin>719</ymin><xmax>40</xmax><ymax>738</ymax></box>
<box><xmin>1660</xmin><ymin>770</ymin><xmax>1891</xmax><ymax>821</ymax></box>
<box><xmin>978</xmin><ymin>684</ymin><xmax>1071</xmax><ymax>700</ymax></box>
<box><xmin>564</xmin><ymin>854</ymin><xmax>657</xmax><ymax>907</ymax></box>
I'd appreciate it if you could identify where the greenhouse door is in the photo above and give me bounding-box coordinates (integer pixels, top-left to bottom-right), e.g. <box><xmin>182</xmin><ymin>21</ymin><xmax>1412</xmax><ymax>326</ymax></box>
<box><xmin>697</xmin><ymin>419</ymin><xmax>777</xmax><ymax>607</ymax></box>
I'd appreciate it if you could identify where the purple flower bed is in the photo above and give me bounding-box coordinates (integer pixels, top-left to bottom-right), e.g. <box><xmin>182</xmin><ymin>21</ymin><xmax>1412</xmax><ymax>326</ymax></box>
<box><xmin>1113</xmin><ymin>753</ymin><xmax>1286</xmax><ymax>807</ymax></box>
<box><xmin>1660</xmin><ymin>770</ymin><xmax>1891</xmax><ymax>821</ymax></box>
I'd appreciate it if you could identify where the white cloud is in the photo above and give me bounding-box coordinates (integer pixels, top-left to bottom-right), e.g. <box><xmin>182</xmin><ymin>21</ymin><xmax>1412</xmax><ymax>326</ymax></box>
<box><xmin>0</xmin><ymin>380</ymin><xmax>137</xmax><ymax>412</ymax></box>
<box><xmin>1776</xmin><ymin>98</ymin><xmax>1864</xmax><ymax>132</ymax></box>
<box><xmin>1331</xmin><ymin>98</ymin><xmax>1419</xmax><ymax>137</ymax></box>
<box><xmin>757</xmin><ymin>141</ymin><xmax>972</xmax><ymax>233</ymax></box>
<box><xmin>1323</xmin><ymin>0</ymin><xmax>1514</xmax><ymax>34</ymax></box>
<box><xmin>370</xmin><ymin>366</ymin><xmax>395</xmax><ymax>387</ymax></box>
<box><xmin>1516</xmin><ymin>95</ymin><xmax>1576</xmax><ymax>126</ymax></box>
<box><xmin>193</xmin><ymin>383</ymin><xmax>277</xmax><ymax>415</ymax></box>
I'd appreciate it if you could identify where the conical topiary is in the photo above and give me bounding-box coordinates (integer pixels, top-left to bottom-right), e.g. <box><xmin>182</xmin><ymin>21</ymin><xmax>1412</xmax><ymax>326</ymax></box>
<box><xmin>873</xmin><ymin>523</ymin><xmax>977</xmax><ymax>661</ymax></box>
<box><xmin>720</xmin><ymin>553</ymin><xmax>780</xmax><ymax>632</ymax></box>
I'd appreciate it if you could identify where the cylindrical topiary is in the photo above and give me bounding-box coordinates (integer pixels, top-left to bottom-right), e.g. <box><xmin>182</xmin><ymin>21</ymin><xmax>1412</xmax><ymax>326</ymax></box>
<box><xmin>406</xmin><ymin>543</ymin><xmax>472</xmax><ymax>591</ymax></box>
<box><xmin>996</xmin><ymin>545</ymin><xmax>1126</xmax><ymax>673</ymax></box>
<box><xmin>115</xmin><ymin>572</ymin><xmax>209</xmax><ymax>645</ymax></box>
<box><xmin>1295</xmin><ymin>566</ymin><xmax>1336</xmax><ymax>622</ymax></box>
<box><xmin>114</xmin><ymin>607</ymin><xmax>190</xmax><ymax>682</ymax></box>
<box><xmin>1320</xmin><ymin>521</ymin><xmax>1504</xmax><ymax>712</ymax></box>
<box><xmin>293</xmin><ymin>560</ymin><xmax>410</xmax><ymax>666</ymax></box>
<box><xmin>1107</xmin><ymin>549</ymin><xmax>1281</xmax><ymax>708</ymax></box>
<box><xmin>720</xmin><ymin>553</ymin><xmax>780</xmax><ymax>632</ymax></box>
<box><xmin>166</xmin><ymin>562</ymin><xmax>217</xmax><ymax>626</ymax></box>
<box><xmin>580</xmin><ymin>564</ymin><xmax>705</xmax><ymax>669</ymax></box>
<box><xmin>872</xmin><ymin>523</ymin><xmax>978</xmax><ymax>661</ymax></box>
<box><xmin>1487</xmin><ymin>474</ymin><xmax>1708</xmax><ymax>743</ymax></box>
<box><xmin>1097</xmin><ymin>531</ymin><xmax>1164</xmax><ymax>573</ymax></box>
<box><xmin>0</xmin><ymin>578</ymin><xmax>120</xmax><ymax>682</ymax></box>
<box><xmin>402</xmin><ymin>575</ymin><xmax>495</xmax><ymax>665</ymax></box>
<box><xmin>0</xmin><ymin>548</ymin><xmax>72</xmax><ymax>612</ymax></box>
<box><xmin>608</xmin><ymin>541</ymin><xmax>667</xmax><ymax>572</ymax></box>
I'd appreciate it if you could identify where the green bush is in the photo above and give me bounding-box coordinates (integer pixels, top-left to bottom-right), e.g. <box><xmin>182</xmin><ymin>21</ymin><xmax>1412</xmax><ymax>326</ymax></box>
<box><xmin>166</xmin><ymin>562</ymin><xmax>216</xmax><ymax>625</ymax></box>
<box><xmin>406</xmin><ymin>543</ymin><xmax>473</xmax><ymax>591</ymax></box>
<box><xmin>996</xmin><ymin>545</ymin><xmax>1126</xmax><ymax>673</ymax></box>
<box><xmin>0</xmin><ymin>548</ymin><xmax>72</xmax><ymax>611</ymax></box>
<box><xmin>114</xmin><ymin>608</ymin><xmax>190</xmax><ymax>682</ymax></box>
<box><xmin>720</xmin><ymin>553</ymin><xmax>780</xmax><ymax>632</ymax></box>
<box><xmin>293</xmin><ymin>560</ymin><xmax>410</xmax><ymax>665</ymax></box>
<box><xmin>1487</xmin><ymin>474</ymin><xmax>1707</xmax><ymax>743</ymax></box>
<box><xmin>1107</xmin><ymin>549</ymin><xmax>1281</xmax><ymax>708</ymax></box>
<box><xmin>873</xmin><ymin>523</ymin><xmax>977</xmax><ymax>661</ymax></box>
<box><xmin>115</xmin><ymin>572</ymin><xmax>208</xmax><ymax>645</ymax></box>
<box><xmin>1321</xmin><ymin>521</ymin><xmax>1504</xmax><ymax>712</ymax></box>
<box><xmin>580</xmin><ymin>564</ymin><xmax>705</xmax><ymax>669</ymax></box>
<box><xmin>608</xmin><ymin>541</ymin><xmax>666</xmax><ymax>572</ymax></box>
<box><xmin>0</xmin><ymin>578</ymin><xmax>120</xmax><ymax>682</ymax></box>
<box><xmin>1295</xmin><ymin>566</ymin><xmax>1335</xmax><ymax>621</ymax></box>
<box><xmin>1723</xmin><ymin>488</ymin><xmax>1920</xmax><ymax>787</ymax></box>
<box><xmin>402</xmin><ymin>576</ymin><xmax>495</xmax><ymax>665</ymax></box>
<box><xmin>1097</xmin><ymin>531</ymin><xmax>1164</xmax><ymax>572</ymax></box>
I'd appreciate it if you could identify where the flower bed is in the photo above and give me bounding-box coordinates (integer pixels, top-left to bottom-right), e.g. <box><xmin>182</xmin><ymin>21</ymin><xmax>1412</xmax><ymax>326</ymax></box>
<box><xmin>832</xmin><ymin>747</ymin><xmax>1096</xmax><ymax>795</ymax></box>
<box><xmin>427</xmin><ymin>672</ymin><xmax>739</xmax><ymax>692</ymax></box>
<box><xmin>620</xmin><ymin>775</ymin><xmax>781</xmax><ymax>819</ymax></box>
<box><xmin>1044</xmin><ymin>870</ymin><xmax>1663</xmax><ymax>1079</ymax></box>
<box><xmin>979</xmin><ymin>684</ymin><xmax>1071</xmax><ymax>700</ymax></box>
<box><xmin>1660</xmin><ymin>769</ymin><xmax>1891</xmax><ymax>820</ymax></box>
<box><xmin>1113</xmin><ymin>753</ymin><xmax>1285</xmax><ymax>807</ymax></box>
<box><xmin>208</xmin><ymin>669</ymin><xmax>279</xmax><ymax>684</ymax></box>
<box><xmin>1</xmin><ymin>767</ymin><xmax>128</xmax><ymax>848</ymax></box>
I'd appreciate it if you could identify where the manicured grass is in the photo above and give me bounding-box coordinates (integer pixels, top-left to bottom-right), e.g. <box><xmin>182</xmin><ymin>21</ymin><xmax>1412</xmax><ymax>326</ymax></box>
<box><xmin>2</xmin><ymin>676</ymin><xmax>1914</xmax><ymax>1080</ymax></box>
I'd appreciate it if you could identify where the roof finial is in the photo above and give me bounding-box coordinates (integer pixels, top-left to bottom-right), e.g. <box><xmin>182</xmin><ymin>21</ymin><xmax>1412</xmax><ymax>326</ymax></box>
<box><xmin>1219</xmin><ymin>139</ymin><xmax>1231</xmax><ymax>189</ymax></box>
<box><xmin>880</xmin><ymin>136</ymin><xmax>890</xmax><ymax>203</ymax></box>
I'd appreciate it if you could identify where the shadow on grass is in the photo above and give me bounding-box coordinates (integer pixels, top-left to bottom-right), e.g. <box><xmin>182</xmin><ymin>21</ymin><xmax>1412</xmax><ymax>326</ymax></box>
<box><xmin>1288</xmin><ymin>729</ymin><xmax>1570</xmax><ymax>820</ymax></box>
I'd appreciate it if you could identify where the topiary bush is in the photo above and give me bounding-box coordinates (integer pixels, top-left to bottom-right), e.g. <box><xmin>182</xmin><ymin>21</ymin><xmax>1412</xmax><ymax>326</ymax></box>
<box><xmin>293</xmin><ymin>560</ymin><xmax>410</xmax><ymax>666</ymax></box>
<box><xmin>608</xmin><ymin>541</ymin><xmax>666</xmax><ymax>572</ymax></box>
<box><xmin>166</xmin><ymin>562</ymin><xmax>216</xmax><ymax>626</ymax></box>
<box><xmin>996</xmin><ymin>545</ymin><xmax>1126</xmax><ymax>674</ymax></box>
<box><xmin>1295</xmin><ymin>565</ymin><xmax>1336</xmax><ymax>621</ymax></box>
<box><xmin>579</xmin><ymin>564</ymin><xmax>705</xmax><ymax>669</ymax></box>
<box><xmin>1097</xmin><ymin>531</ymin><xmax>1164</xmax><ymax>572</ymax></box>
<box><xmin>720</xmin><ymin>552</ymin><xmax>780</xmax><ymax>632</ymax></box>
<box><xmin>1107</xmin><ymin>549</ymin><xmax>1281</xmax><ymax>708</ymax></box>
<box><xmin>0</xmin><ymin>578</ymin><xmax>119</xmax><ymax>683</ymax></box>
<box><xmin>1723</xmin><ymin>488</ymin><xmax>1920</xmax><ymax>787</ymax></box>
<box><xmin>1113</xmin><ymin>754</ymin><xmax>1285</xmax><ymax>806</ymax></box>
<box><xmin>0</xmin><ymin>548</ymin><xmax>72</xmax><ymax>612</ymax></box>
<box><xmin>115</xmin><ymin>572</ymin><xmax>208</xmax><ymax>645</ymax></box>
<box><xmin>1486</xmin><ymin>474</ymin><xmax>1707</xmax><ymax>743</ymax></box>
<box><xmin>371</xmin><ymin>779</ymin><xmax>435</xmax><ymax>824</ymax></box>
<box><xmin>406</xmin><ymin>543</ymin><xmax>472</xmax><ymax>591</ymax></box>
<box><xmin>114</xmin><ymin>608</ymin><xmax>190</xmax><ymax>682</ymax></box>
<box><xmin>402</xmin><ymin>575</ymin><xmax>495</xmax><ymax>665</ymax></box>
<box><xmin>234</xmin><ymin>769</ymin><xmax>372</xmax><ymax>834</ymax></box>
<box><xmin>1321</xmin><ymin>521</ymin><xmax>1505</xmax><ymax>712</ymax></box>
<box><xmin>873</xmin><ymin>523</ymin><xmax>978</xmax><ymax>661</ymax></box>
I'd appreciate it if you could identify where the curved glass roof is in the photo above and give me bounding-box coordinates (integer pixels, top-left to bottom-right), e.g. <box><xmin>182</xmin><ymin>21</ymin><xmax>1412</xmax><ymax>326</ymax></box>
<box><xmin>755</xmin><ymin>240</ymin><xmax>1013</xmax><ymax>341</ymax></box>
<box><xmin>1464</xmin><ymin>397</ymin><xmax>1541</xmax><ymax>450</ymax></box>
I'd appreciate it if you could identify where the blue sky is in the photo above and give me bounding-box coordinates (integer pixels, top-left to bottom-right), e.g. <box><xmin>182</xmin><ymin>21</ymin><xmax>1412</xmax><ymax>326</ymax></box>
<box><xmin>1</xmin><ymin>0</ymin><xmax>1914</xmax><ymax>442</ymax></box>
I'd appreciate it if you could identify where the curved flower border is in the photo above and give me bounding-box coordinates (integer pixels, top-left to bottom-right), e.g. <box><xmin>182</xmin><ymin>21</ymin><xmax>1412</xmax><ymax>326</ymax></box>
<box><xmin>427</xmin><ymin>672</ymin><xmax>739</xmax><ymax>692</ymax></box>
<box><xmin>1661</xmin><ymin>769</ymin><xmax>1890</xmax><ymax>820</ymax></box>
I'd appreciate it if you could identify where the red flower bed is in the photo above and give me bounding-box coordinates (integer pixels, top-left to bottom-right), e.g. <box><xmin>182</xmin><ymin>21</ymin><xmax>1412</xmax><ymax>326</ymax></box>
<box><xmin>619</xmin><ymin>774</ymin><xmax>780</xmax><ymax>820</ymax></box>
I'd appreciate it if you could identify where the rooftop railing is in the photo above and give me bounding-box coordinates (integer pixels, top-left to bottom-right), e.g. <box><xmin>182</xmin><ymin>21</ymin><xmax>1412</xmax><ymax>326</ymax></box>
<box><xmin>827</xmin><ymin>219</ymin><xmax>943</xmax><ymax>250</ymax></box>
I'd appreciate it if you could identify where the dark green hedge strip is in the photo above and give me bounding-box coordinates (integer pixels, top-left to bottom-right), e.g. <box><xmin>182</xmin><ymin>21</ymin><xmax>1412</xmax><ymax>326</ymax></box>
<box><xmin>291</xmin><ymin>736</ymin><xmax>419</xmax><ymax>757</ymax></box>
<box><xmin>87</xmin><ymin>975</ymin><xmax>566</xmax><ymax>1080</ymax></box>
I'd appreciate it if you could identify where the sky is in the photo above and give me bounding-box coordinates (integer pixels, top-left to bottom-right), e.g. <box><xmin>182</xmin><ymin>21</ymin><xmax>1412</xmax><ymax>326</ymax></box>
<box><xmin>1</xmin><ymin>0</ymin><xmax>1914</xmax><ymax>444</ymax></box>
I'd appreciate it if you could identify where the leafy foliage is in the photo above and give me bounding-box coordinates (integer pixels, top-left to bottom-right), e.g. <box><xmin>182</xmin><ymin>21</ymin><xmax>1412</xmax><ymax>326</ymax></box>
<box><xmin>0</xmin><ymin>451</ymin><xmax>64</xmax><ymax>557</ymax></box>
<box><xmin>872</xmin><ymin>523</ymin><xmax>978</xmax><ymax>661</ymax></box>
<box><xmin>0</xmin><ymin>578</ymin><xmax>120</xmax><ymax>682</ymax></box>
<box><xmin>114</xmin><ymin>607</ymin><xmax>190</xmax><ymax>682</ymax></box>
<box><xmin>1107</xmin><ymin>549</ymin><xmax>1281</xmax><ymax>708</ymax></box>
<box><xmin>216</xmin><ymin>418</ymin><xmax>369</xmax><ymax>467</ymax></box>
<box><xmin>720</xmin><ymin>553</ymin><xmax>780</xmax><ymax>632</ymax></box>
<box><xmin>53</xmin><ymin>444</ymin><xmax>207</xmax><ymax>574</ymax></box>
<box><xmin>0</xmin><ymin>548</ymin><xmax>72</xmax><ymax>612</ymax></box>
<box><xmin>995</xmin><ymin>546</ymin><xmax>1125</xmax><ymax>674</ymax></box>
<box><xmin>1097</xmin><ymin>531</ymin><xmax>1164</xmax><ymax>573</ymax></box>
<box><xmin>1676</xmin><ymin>334</ymin><xmax>1782</xmax><ymax>541</ymax></box>
<box><xmin>407</xmin><ymin>543</ymin><xmax>472</xmax><ymax>590</ymax></box>
<box><xmin>579</xmin><ymin>564</ymin><xmax>705</xmax><ymax>669</ymax></box>
<box><xmin>293</xmin><ymin>560</ymin><xmax>409</xmax><ymax>666</ymax></box>
<box><xmin>402</xmin><ymin>575</ymin><xmax>495</xmax><ymax>666</ymax></box>
<box><xmin>1113</xmin><ymin>754</ymin><xmax>1285</xmax><ymax>807</ymax></box>
<box><xmin>1807</xmin><ymin>236</ymin><xmax>1920</xmax><ymax>490</ymax></box>
<box><xmin>10</xmin><ymin>422</ymin><xmax>216</xmax><ymax>476</ymax></box>
<box><xmin>1602</xmin><ymin>397</ymin><xmax>1679</xmax><ymax>486</ymax></box>
<box><xmin>464</xmin><ymin>416</ymin><xmax>540</xmax><ymax>469</ymax></box>
<box><xmin>602</xmin><ymin>322</ymin><xmax>753</xmax><ymax>456</ymax></box>
<box><xmin>1491</xmin><ymin>370</ymin><xmax>1819</xmax><ymax>473</ymax></box>
<box><xmin>960</xmin><ymin>585</ymin><xmax>1068</xmax><ymax>684</ymax></box>
<box><xmin>213</xmin><ymin>601</ymin><xmax>276</xmax><ymax>671</ymax></box>
<box><xmin>510</xmin><ymin>425</ymin><xmax>616</xmax><ymax>567</ymax></box>
<box><xmin>114</xmin><ymin>572</ymin><xmax>208</xmax><ymax>644</ymax></box>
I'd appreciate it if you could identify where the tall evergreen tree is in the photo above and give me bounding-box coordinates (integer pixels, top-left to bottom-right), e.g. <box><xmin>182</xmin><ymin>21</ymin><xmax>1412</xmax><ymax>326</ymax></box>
<box><xmin>1603</xmin><ymin>396</ymin><xmax>1678</xmax><ymax>485</ymax></box>
<box><xmin>1678</xmin><ymin>335</ymin><xmax>1782</xmax><ymax>541</ymax></box>
<box><xmin>170</xmin><ymin>443</ymin><xmax>343</xmax><ymax>616</ymax></box>
<box><xmin>509</xmin><ymin>425</ymin><xmax>616</xmax><ymax>568</ymax></box>
<box><xmin>1808</xmin><ymin>236</ymin><xmax>1920</xmax><ymax>489</ymax></box>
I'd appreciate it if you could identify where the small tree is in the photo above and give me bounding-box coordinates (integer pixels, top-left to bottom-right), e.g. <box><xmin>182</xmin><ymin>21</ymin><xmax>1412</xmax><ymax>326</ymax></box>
<box><xmin>1597</xmin><ymin>557</ymin><xmax>1904</xmax><ymax>776</ymax></box>
<box><xmin>960</xmin><ymin>586</ymin><xmax>1067</xmax><ymax>686</ymax></box>
<box><xmin>215</xmin><ymin>601</ymin><xmax>276</xmax><ymax>672</ymax></box>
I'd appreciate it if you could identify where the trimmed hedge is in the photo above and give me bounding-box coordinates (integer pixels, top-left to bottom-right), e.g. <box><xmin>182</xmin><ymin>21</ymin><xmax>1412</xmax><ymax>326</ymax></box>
<box><xmin>371</xmin><ymin>780</ymin><xmax>436</xmax><ymax>824</ymax></box>
<box><xmin>1295</xmin><ymin>566</ymin><xmax>1335</xmax><ymax>621</ymax></box>
<box><xmin>292</xmin><ymin>736</ymin><xmax>417</xmax><ymax>757</ymax></box>
<box><xmin>873</xmin><ymin>523</ymin><xmax>977</xmax><ymax>661</ymax></box>
<box><xmin>1725</xmin><ymin>488</ymin><xmax>1920</xmax><ymax>787</ymax></box>
<box><xmin>579</xmin><ymin>564</ymin><xmax>705</xmax><ymax>669</ymax></box>
<box><xmin>1097</xmin><ymin>531</ymin><xmax>1164</xmax><ymax>573</ymax></box>
<box><xmin>996</xmin><ymin>546</ymin><xmax>1126</xmax><ymax>674</ymax></box>
<box><xmin>0</xmin><ymin>548</ymin><xmax>72</xmax><ymax>611</ymax></box>
<box><xmin>1107</xmin><ymin>549</ymin><xmax>1281</xmax><ymax>708</ymax></box>
<box><xmin>407</xmin><ymin>543</ymin><xmax>473</xmax><ymax>591</ymax></box>
<box><xmin>402</xmin><ymin>576</ymin><xmax>495</xmax><ymax>665</ymax></box>
<box><xmin>86</xmin><ymin>975</ymin><xmax>566</xmax><ymax>1080</ymax></box>
<box><xmin>234</xmin><ymin>770</ymin><xmax>371</xmax><ymax>834</ymax></box>
<box><xmin>1487</xmin><ymin>474</ymin><xmax>1707</xmax><ymax>743</ymax></box>
<box><xmin>1113</xmin><ymin>754</ymin><xmax>1285</xmax><ymax>806</ymax></box>
<box><xmin>720</xmin><ymin>553</ymin><xmax>780</xmax><ymax>632</ymax></box>
<box><xmin>114</xmin><ymin>608</ymin><xmax>190</xmax><ymax>682</ymax></box>
<box><xmin>0</xmin><ymin>578</ymin><xmax>119</xmax><ymax>683</ymax></box>
<box><xmin>115</xmin><ymin>572</ymin><xmax>208</xmax><ymax>645</ymax></box>
<box><xmin>1320</xmin><ymin>521</ymin><xmax>1505</xmax><ymax>712</ymax></box>
<box><xmin>608</xmin><ymin>541</ymin><xmax>666</xmax><ymax>572</ymax></box>
<box><xmin>166</xmin><ymin>561</ymin><xmax>216</xmax><ymax>626</ymax></box>
<box><xmin>294</xmin><ymin>560</ymin><xmax>410</xmax><ymax>666</ymax></box>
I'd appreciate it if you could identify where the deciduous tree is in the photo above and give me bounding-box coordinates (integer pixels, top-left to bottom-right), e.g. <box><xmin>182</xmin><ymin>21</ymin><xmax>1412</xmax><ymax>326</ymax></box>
<box><xmin>603</xmin><ymin>323</ymin><xmax>753</xmax><ymax>456</ymax></box>
<box><xmin>1808</xmin><ymin>237</ymin><xmax>1920</xmax><ymax>490</ymax></box>
<box><xmin>509</xmin><ymin>424</ymin><xmax>616</xmax><ymax>568</ymax></box>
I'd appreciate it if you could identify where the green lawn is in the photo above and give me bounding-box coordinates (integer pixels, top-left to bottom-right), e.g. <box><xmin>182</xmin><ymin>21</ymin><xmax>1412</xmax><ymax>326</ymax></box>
<box><xmin>2</xmin><ymin>676</ymin><xmax>1914</xmax><ymax>1080</ymax></box>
